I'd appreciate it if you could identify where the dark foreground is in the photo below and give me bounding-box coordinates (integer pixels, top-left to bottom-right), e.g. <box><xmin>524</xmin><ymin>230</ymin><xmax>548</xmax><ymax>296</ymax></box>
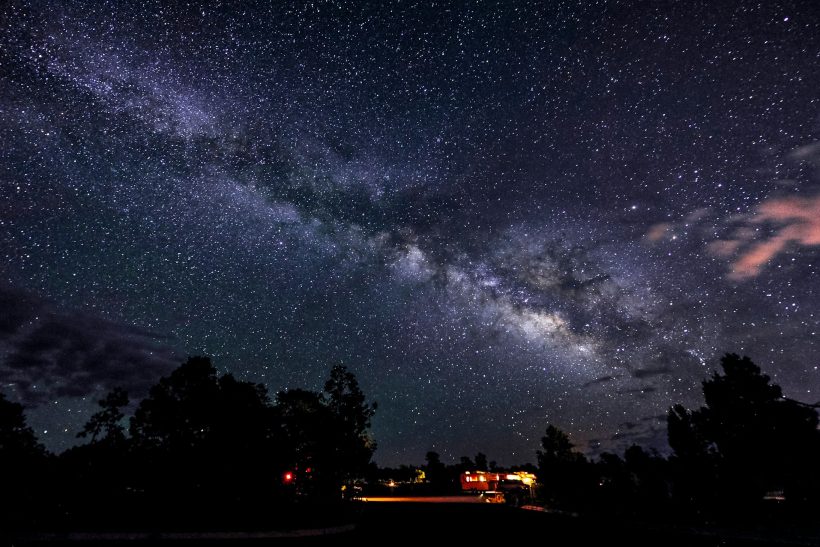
<box><xmin>17</xmin><ymin>501</ymin><xmax>820</xmax><ymax>547</ymax></box>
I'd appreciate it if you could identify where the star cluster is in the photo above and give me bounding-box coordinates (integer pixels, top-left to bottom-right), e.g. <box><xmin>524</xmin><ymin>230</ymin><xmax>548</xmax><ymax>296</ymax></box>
<box><xmin>1</xmin><ymin>0</ymin><xmax>818</xmax><ymax>465</ymax></box>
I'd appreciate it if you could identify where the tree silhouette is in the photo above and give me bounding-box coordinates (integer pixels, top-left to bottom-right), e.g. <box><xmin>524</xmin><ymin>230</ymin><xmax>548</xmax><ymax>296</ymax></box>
<box><xmin>2</xmin><ymin>357</ymin><xmax>381</xmax><ymax>531</ymax></box>
<box><xmin>458</xmin><ymin>455</ymin><xmax>475</xmax><ymax>470</ymax></box>
<box><xmin>276</xmin><ymin>387</ymin><xmax>333</xmax><ymax>494</ymax></box>
<box><xmin>474</xmin><ymin>452</ymin><xmax>488</xmax><ymax>471</ymax></box>
<box><xmin>0</xmin><ymin>392</ymin><xmax>44</xmax><ymax>459</ymax></box>
<box><xmin>273</xmin><ymin>365</ymin><xmax>377</xmax><ymax>498</ymax></box>
<box><xmin>78</xmin><ymin>388</ymin><xmax>129</xmax><ymax>445</ymax></box>
<box><xmin>668</xmin><ymin>353</ymin><xmax>820</xmax><ymax>510</ymax></box>
<box><xmin>668</xmin><ymin>404</ymin><xmax>710</xmax><ymax>460</ymax></box>
<box><xmin>537</xmin><ymin>424</ymin><xmax>588</xmax><ymax>509</ymax></box>
<box><xmin>624</xmin><ymin>445</ymin><xmax>670</xmax><ymax>513</ymax></box>
<box><xmin>0</xmin><ymin>392</ymin><xmax>46</xmax><ymax>531</ymax></box>
<box><xmin>60</xmin><ymin>389</ymin><xmax>132</xmax><ymax>528</ymax></box>
<box><xmin>129</xmin><ymin>356</ymin><xmax>280</xmax><ymax>511</ymax></box>
<box><xmin>130</xmin><ymin>356</ymin><xmax>222</xmax><ymax>452</ymax></box>
<box><xmin>424</xmin><ymin>451</ymin><xmax>448</xmax><ymax>492</ymax></box>
<box><xmin>322</xmin><ymin>365</ymin><xmax>377</xmax><ymax>484</ymax></box>
<box><xmin>537</xmin><ymin>424</ymin><xmax>582</xmax><ymax>466</ymax></box>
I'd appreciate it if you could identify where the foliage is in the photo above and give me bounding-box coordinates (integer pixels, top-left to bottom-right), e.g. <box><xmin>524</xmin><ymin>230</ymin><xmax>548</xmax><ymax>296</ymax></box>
<box><xmin>0</xmin><ymin>392</ymin><xmax>47</xmax><ymax>530</ymax></box>
<box><xmin>3</xmin><ymin>350</ymin><xmax>819</xmax><ymax>532</ymax></box>
<box><xmin>668</xmin><ymin>354</ymin><xmax>820</xmax><ymax>510</ymax></box>
<box><xmin>424</xmin><ymin>450</ymin><xmax>449</xmax><ymax>492</ymax></box>
<box><xmin>0</xmin><ymin>392</ymin><xmax>44</xmax><ymax>460</ymax></box>
<box><xmin>322</xmin><ymin>364</ymin><xmax>378</xmax><ymax>482</ymax></box>
<box><xmin>78</xmin><ymin>388</ymin><xmax>129</xmax><ymax>445</ymax></box>
<box><xmin>536</xmin><ymin>424</ymin><xmax>589</xmax><ymax>509</ymax></box>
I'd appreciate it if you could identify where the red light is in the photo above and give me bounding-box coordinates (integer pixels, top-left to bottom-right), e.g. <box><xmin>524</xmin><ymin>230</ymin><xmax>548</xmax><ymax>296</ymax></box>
<box><xmin>283</xmin><ymin>471</ymin><xmax>294</xmax><ymax>483</ymax></box>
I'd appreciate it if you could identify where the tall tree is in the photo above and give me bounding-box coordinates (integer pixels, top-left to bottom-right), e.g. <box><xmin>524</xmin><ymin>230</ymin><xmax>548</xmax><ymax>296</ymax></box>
<box><xmin>78</xmin><ymin>388</ymin><xmax>129</xmax><ymax>445</ymax></box>
<box><xmin>130</xmin><ymin>356</ymin><xmax>221</xmax><ymax>452</ymax></box>
<box><xmin>458</xmin><ymin>455</ymin><xmax>475</xmax><ymax>470</ymax></box>
<box><xmin>0</xmin><ymin>392</ymin><xmax>44</xmax><ymax>459</ymax></box>
<box><xmin>273</xmin><ymin>365</ymin><xmax>377</xmax><ymax>498</ymax></box>
<box><xmin>536</xmin><ymin>424</ymin><xmax>587</xmax><ymax>509</ymax></box>
<box><xmin>424</xmin><ymin>451</ymin><xmax>448</xmax><ymax>492</ymax></box>
<box><xmin>0</xmin><ymin>392</ymin><xmax>46</xmax><ymax>528</ymax></box>
<box><xmin>129</xmin><ymin>356</ymin><xmax>279</xmax><ymax>505</ymax></box>
<box><xmin>537</xmin><ymin>424</ymin><xmax>583</xmax><ymax>467</ymax></box>
<box><xmin>668</xmin><ymin>353</ymin><xmax>820</xmax><ymax>507</ymax></box>
<box><xmin>276</xmin><ymin>387</ymin><xmax>333</xmax><ymax>487</ymax></box>
<box><xmin>667</xmin><ymin>404</ymin><xmax>709</xmax><ymax>460</ymax></box>
<box><xmin>323</xmin><ymin>365</ymin><xmax>377</xmax><ymax>480</ymax></box>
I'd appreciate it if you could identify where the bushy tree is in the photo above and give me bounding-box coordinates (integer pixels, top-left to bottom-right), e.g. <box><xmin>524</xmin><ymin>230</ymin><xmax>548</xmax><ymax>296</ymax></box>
<box><xmin>78</xmin><ymin>388</ymin><xmax>129</xmax><ymax>445</ymax></box>
<box><xmin>276</xmin><ymin>387</ymin><xmax>333</xmax><ymax>492</ymax></box>
<box><xmin>668</xmin><ymin>353</ymin><xmax>820</xmax><ymax>509</ymax></box>
<box><xmin>538</xmin><ymin>425</ymin><xmax>582</xmax><ymax>466</ymax></box>
<box><xmin>0</xmin><ymin>392</ymin><xmax>44</xmax><ymax>460</ymax></box>
<box><xmin>323</xmin><ymin>364</ymin><xmax>377</xmax><ymax>480</ymax></box>
<box><xmin>424</xmin><ymin>451</ymin><xmax>448</xmax><ymax>492</ymax></box>
<box><xmin>129</xmin><ymin>356</ymin><xmax>280</xmax><ymax>506</ymax></box>
<box><xmin>273</xmin><ymin>365</ymin><xmax>378</xmax><ymax>498</ymax></box>
<box><xmin>537</xmin><ymin>424</ymin><xmax>588</xmax><ymax>509</ymax></box>
<box><xmin>0</xmin><ymin>392</ymin><xmax>47</xmax><ymax>529</ymax></box>
<box><xmin>130</xmin><ymin>356</ymin><xmax>222</xmax><ymax>452</ymax></box>
<box><xmin>1</xmin><ymin>357</ymin><xmax>379</xmax><ymax>531</ymax></box>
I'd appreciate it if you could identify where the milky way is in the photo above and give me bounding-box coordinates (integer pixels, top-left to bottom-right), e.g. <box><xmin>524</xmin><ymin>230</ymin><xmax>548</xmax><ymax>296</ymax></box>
<box><xmin>1</xmin><ymin>1</ymin><xmax>818</xmax><ymax>465</ymax></box>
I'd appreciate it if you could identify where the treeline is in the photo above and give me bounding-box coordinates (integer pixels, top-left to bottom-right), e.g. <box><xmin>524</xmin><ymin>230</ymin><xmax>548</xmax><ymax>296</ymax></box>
<box><xmin>381</xmin><ymin>354</ymin><xmax>820</xmax><ymax>523</ymax></box>
<box><xmin>2</xmin><ymin>352</ymin><xmax>819</xmax><ymax>532</ymax></box>
<box><xmin>0</xmin><ymin>357</ymin><xmax>376</xmax><ymax>532</ymax></box>
<box><xmin>538</xmin><ymin>354</ymin><xmax>820</xmax><ymax>522</ymax></box>
<box><xmin>534</xmin><ymin>354</ymin><xmax>820</xmax><ymax>523</ymax></box>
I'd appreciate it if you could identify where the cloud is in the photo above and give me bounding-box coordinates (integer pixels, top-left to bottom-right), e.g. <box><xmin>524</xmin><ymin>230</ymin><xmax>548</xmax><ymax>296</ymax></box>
<box><xmin>631</xmin><ymin>366</ymin><xmax>671</xmax><ymax>379</ymax></box>
<box><xmin>648</xmin><ymin>193</ymin><xmax>820</xmax><ymax>279</ymax></box>
<box><xmin>790</xmin><ymin>142</ymin><xmax>820</xmax><ymax>165</ymax></box>
<box><xmin>587</xmin><ymin>414</ymin><xmax>670</xmax><ymax>456</ymax></box>
<box><xmin>617</xmin><ymin>385</ymin><xmax>657</xmax><ymax>398</ymax></box>
<box><xmin>645</xmin><ymin>223</ymin><xmax>672</xmax><ymax>242</ymax></box>
<box><xmin>645</xmin><ymin>209</ymin><xmax>712</xmax><ymax>243</ymax></box>
<box><xmin>581</xmin><ymin>375</ymin><xmax>616</xmax><ymax>389</ymax></box>
<box><xmin>606</xmin><ymin>416</ymin><xmax>669</xmax><ymax>454</ymax></box>
<box><xmin>0</xmin><ymin>286</ymin><xmax>178</xmax><ymax>405</ymax></box>
<box><xmin>718</xmin><ymin>194</ymin><xmax>820</xmax><ymax>279</ymax></box>
<box><xmin>646</xmin><ymin>142</ymin><xmax>820</xmax><ymax>280</ymax></box>
<box><xmin>0</xmin><ymin>286</ymin><xmax>42</xmax><ymax>335</ymax></box>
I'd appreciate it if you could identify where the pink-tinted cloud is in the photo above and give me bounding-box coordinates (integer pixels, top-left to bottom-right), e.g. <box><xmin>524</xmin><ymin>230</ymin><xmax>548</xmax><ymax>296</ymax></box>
<box><xmin>723</xmin><ymin>194</ymin><xmax>820</xmax><ymax>280</ymax></box>
<box><xmin>647</xmin><ymin>193</ymin><xmax>820</xmax><ymax>280</ymax></box>
<box><xmin>707</xmin><ymin>239</ymin><xmax>742</xmax><ymax>257</ymax></box>
<box><xmin>645</xmin><ymin>222</ymin><xmax>672</xmax><ymax>242</ymax></box>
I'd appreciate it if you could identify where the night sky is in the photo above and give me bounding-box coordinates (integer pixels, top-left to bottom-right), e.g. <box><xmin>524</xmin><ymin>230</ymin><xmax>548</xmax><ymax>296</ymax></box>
<box><xmin>1</xmin><ymin>1</ymin><xmax>819</xmax><ymax>466</ymax></box>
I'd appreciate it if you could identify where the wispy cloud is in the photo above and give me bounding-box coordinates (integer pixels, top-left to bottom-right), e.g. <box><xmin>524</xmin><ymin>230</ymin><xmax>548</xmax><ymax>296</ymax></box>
<box><xmin>645</xmin><ymin>141</ymin><xmax>820</xmax><ymax>280</ymax></box>
<box><xmin>581</xmin><ymin>375</ymin><xmax>616</xmax><ymax>389</ymax></box>
<box><xmin>631</xmin><ymin>366</ymin><xmax>671</xmax><ymax>379</ymax></box>
<box><xmin>710</xmin><ymin>194</ymin><xmax>820</xmax><ymax>280</ymax></box>
<box><xmin>0</xmin><ymin>286</ymin><xmax>178</xmax><ymax>405</ymax></box>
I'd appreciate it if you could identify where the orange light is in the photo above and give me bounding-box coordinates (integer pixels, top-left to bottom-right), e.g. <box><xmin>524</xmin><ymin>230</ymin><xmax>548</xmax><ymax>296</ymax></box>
<box><xmin>283</xmin><ymin>471</ymin><xmax>294</xmax><ymax>483</ymax></box>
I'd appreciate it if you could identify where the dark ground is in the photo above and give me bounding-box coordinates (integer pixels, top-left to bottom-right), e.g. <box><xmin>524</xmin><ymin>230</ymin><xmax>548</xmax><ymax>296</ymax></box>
<box><xmin>16</xmin><ymin>500</ymin><xmax>820</xmax><ymax>547</ymax></box>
